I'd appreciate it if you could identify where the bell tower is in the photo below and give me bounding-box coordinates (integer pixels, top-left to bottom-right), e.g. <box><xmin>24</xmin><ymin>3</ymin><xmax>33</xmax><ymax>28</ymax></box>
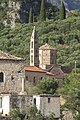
<box><xmin>30</xmin><ymin>26</ymin><xmax>39</xmax><ymax>66</ymax></box>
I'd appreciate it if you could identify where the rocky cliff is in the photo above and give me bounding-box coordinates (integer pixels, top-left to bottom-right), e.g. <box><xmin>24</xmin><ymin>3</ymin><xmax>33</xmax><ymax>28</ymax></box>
<box><xmin>47</xmin><ymin>0</ymin><xmax>80</xmax><ymax>10</ymax></box>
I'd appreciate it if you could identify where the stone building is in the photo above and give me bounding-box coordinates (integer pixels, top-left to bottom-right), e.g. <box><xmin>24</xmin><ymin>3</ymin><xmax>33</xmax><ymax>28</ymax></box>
<box><xmin>33</xmin><ymin>94</ymin><xmax>60</xmax><ymax>118</ymax></box>
<box><xmin>30</xmin><ymin>26</ymin><xmax>57</xmax><ymax>70</ymax></box>
<box><xmin>0</xmin><ymin>50</ymin><xmax>25</xmax><ymax>93</ymax></box>
<box><xmin>27</xmin><ymin>26</ymin><xmax>64</xmax><ymax>83</ymax></box>
<box><xmin>0</xmin><ymin>93</ymin><xmax>60</xmax><ymax>119</ymax></box>
<box><xmin>39</xmin><ymin>43</ymin><xmax>57</xmax><ymax>70</ymax></box>
<box><xmin>0</xmin><ymin>93</ymin><xmax>33</xmax><ymax>116</ymax></box>
<box><xmin>24</xmin><ymin>66</ymin><xmax>55</xmax><ymax>84</ymax></box>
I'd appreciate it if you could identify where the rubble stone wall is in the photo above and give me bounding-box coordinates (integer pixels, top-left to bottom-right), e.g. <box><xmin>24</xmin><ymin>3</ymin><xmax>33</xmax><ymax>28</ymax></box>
<box><xmin>0</xmin><ymin>59</ymin><xmax>25</xmax><ymax>93</ymax></box>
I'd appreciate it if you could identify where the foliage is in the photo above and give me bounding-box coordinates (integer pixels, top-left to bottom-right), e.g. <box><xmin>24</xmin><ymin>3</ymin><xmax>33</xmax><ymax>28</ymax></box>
<box><xmin>10</xmin><ymin>107</ymin><xmax>55</xmax><ymax>120</ymax></box>
<box><xmin>33</xmin><ymin>77</ymin><xmax>58</xmax><ymax>94</ymax></box>
<box><xmin>45</xmin><ymin>2</ymin><xmax>59</xmax><ymax>20</ymax></box>
<box><xmin>26</xmin><ymin>81</ymin><xmax>35</xmax><ymax>94</ymax></box>
<box><xmin>58</xmin><ymin>69</ymin><xmax>80</xmax><ymax>119</ymax></box>
<box><xmin>25</xmin><ymin>106</ymin><xmax>44</xmax><ymax>120</ymax></box>
<box><xmin>26</xmin><ymin>77</ymin><xmax>58</xmax><ymax>95</ymax></box>
<box><xmin>29</xmin><ymin>6</ymin><xmax>33</xmax><ymax>23</ymax></box>
<box><xmin>39</xmin><ymin>0</ymin><xmax>46</xmax><ymax>21</ymax></box>
<box><xmin>46</xmin><ymin>113</ymin><xmax>55</xmax><ymax>120</ymax></box>
<box><xmin>0</xmin><ymin>15</ymin><xmax>80</xmax><ymax>66</ymax></box>
<box><xmin>60</xmin><ymin>1</ymin><xmax>66</xmax><ymax>20</ymax></box>
<box><xmin>0</xmin><ymin>0</ymin><xmax>59</xmax><ymax>25</ymax></box>
<box><xmin>10</xmin><ymin>108</ymin><xmax>25</xmax><ymax>120</ymax></box>
<box><xmin>0</xmin><ymin>0</ymin><xmax>8</xmax><ymax>28</ymax></box>
<box><xmin>77</xmin><ymin>112</ymin><xmax>80</xmax><ymax>120</ymax></box>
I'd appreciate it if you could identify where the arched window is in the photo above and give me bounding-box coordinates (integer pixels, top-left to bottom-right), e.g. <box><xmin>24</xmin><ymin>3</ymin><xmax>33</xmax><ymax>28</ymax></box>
<box><xmin>0</xmin><ymin>72</ymin><xmax>4</xmax><ymax>82</ymax></box>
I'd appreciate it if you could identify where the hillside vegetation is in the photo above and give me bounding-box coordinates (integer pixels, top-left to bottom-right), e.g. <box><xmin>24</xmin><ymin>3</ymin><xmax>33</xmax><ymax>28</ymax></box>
<box><xmin>0</xmin><ymin>16</ymin><xmax>80</xmax><ymax>66</ymax></box>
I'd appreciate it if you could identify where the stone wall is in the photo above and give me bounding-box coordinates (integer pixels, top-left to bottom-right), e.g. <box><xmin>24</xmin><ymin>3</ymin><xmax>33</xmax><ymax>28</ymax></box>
<box><xmin>39</xmin><ymin>48</ymin><xmax>57</xmax><ymax>70</ymax></box>
<box><xmin>0</xmin><ymin>80</ymin><xmax>22</xmax><ymax>93</ymax></box>
<box><xmin>10</xmin><ymin>95</ymin><xmax>33</xmax><ymax>112</ymax></box>
<box><xmin>0</xmin><ymin>94</ymin><xmax>33</xmax><ymax>117</ymax></box>
<box><xmin>25</xmin><ymin>71</ymin><xmax>54</xmax><ymax>84</ymax></box>
<box><xmin>40</xmin><ymin>96</ymin><xmax>60</xmax><ymax>118</ymax></box>
<box><xmin>25</xmin><ymin>71</ymin><xmax>45</xmax><ymax>84</ymax></box>
<box><xmin>0</xmin><ymin>94</ymin><xmax>60</xmax><ymax>119</ymax></box>
<box><xmin>0</xmin><ymin>59</ymin><xmax>25</xmax><ymax>93</ymax></box>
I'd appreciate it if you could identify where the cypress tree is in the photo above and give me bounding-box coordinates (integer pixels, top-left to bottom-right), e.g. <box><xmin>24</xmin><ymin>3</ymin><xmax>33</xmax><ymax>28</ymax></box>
<box><xmin>39</xmin><ymin>0</ymin><xmax>46</xmax><ymax>21</ymax></box>
<box><xmin>29</xmin><ymin>6</ymin><xmax>33</xmax><ymax>23</ymax></box>
<box><xmin>60</xmin><ymin>1</ymin><xmax>66</xmax><ymax>20</ymax></box>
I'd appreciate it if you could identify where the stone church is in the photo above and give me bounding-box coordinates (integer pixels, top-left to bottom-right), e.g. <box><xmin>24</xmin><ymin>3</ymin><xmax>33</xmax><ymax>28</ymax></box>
<box><xmin>24</xmin><ymin>26</ymin><xmax>64</xmax><ymax>84</ymax></box>
<box><xmin>0</xmin><ymin>26</ymin><xmax>64</xmax><ymax>94</ymax></box>
<box><xmin>30</xmin><ymin>26</ymin><xmax>57</xmax><ymax>70</ymax></box>
<box><xmin>0</xmin><ymin>49</ymin><xmax>60</xmax><ymax>119</ymax></box>
<box><xmin>0</xmin><ymin>26</ymin><xmax>65</xmax><ymax>119</ymax></box>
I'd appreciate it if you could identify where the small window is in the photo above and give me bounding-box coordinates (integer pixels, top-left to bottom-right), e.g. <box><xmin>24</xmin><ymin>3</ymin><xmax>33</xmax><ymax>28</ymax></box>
<box><xmin>0</xmin><ymin>72</ymin><xmax>4</xmax><ymax>82</ymax></box>
<box><xmin>0</xmin><ymin>97</ymin><xmax>2</xmax><ymax>108</ymax></box>
<box><xmin>48</xmin><ymin>98</ymin><xmax>50</xmax><ymax>103</ymax></box>
<box><xmin>35</xmin><ymin>40</ymin><xmax>37</xmax><ymax>43</ymax></box>
<box><xmin>33</xmin><ymin>77</ymin><xmax>35</xmax><ymax>83</ymax></box>
<box><xmin>34</xmin><ymin>98</ymin><xmax>36</xmax><ymax>105</ymax></box>
<box><xmin>31</xmin><ymin>41</ymin><xmax>33</xmax><ymax>48</ymax></box>
<box><xmin>35</xmin><ymin>55</ymin><xmax>38</xmax><ymax>57</ymax></box>
<box><xmin>26</xmin><ymin>76</ymin><xmax>28</xmax><ymax>80</ymax></box>
<box><xmin>31</xmin><ymin>55</ymin><xmax>33</xmax><ymax>63</ymax></box>
<box><xmin>41</xmin><ymin>77</ymin><xmax>43</xmax><ymax>80</ymax></box>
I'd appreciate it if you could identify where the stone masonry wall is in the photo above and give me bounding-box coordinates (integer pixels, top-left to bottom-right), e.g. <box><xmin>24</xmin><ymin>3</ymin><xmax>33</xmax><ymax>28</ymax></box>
<box><xmin>0</xmin><ymin>80</ymin><xmax>22</xmax><ymax>93</ymax></box>
<box><xmin>10</xmin><ymin>95</ymin><xmax>33</xmax><ymax>112</ymax></box>
<box><xmin>0</xmin><ymin>59</ymin><xmax>25</xmax><ymax>93</ymax></box>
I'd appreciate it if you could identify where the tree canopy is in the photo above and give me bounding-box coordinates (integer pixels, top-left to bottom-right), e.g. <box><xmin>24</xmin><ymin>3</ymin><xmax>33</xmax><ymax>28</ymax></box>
<box><xmin>32</xmin><ymin>77</ymin><xmax>58</xmax><ymax>94</ymax></box>
<box><xmin>39</xmin><ymin>0</ymin><xmax>46</xmax><ymax>21</ymax></box>
<box><xmin>60</xmin><ymin>1</ymin><xmax>66</xmax><ymax>20</ymax></box>
<box><xmin>58</xmin><ymin>68</ymin><xmax>80</xmax><ymax>119</ymax></box>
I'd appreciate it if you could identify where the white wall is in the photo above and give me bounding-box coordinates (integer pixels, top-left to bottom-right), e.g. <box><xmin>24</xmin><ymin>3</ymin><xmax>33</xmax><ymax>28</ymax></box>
<box><xmin>2</xmin><ymin>95</ymin><xmax>10</xmax><ymax>116</ymax></box>
<box><xmin>33</xmin><ymin>95</ymin><xmax>40</xmax><ymax>110</ymax></box>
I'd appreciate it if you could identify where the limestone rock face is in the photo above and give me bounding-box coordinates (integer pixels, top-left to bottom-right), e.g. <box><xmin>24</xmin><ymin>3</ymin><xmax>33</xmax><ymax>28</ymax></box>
<box><xmin>47</xmin><ymin>0</ymin><xmax>80</xmax><ymax>10</ymax></box>
<box><xmin>2</xmin><ymin>1</ymin><xmax>21</xmax><ymax>28</ymax></box>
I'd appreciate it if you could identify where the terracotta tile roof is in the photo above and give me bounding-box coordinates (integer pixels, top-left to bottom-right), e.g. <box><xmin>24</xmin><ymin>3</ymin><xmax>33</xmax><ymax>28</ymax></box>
<box><xmin>0</xmin><ymin>50</ymin><xmax>24</xmax><ymax>61</ymax></box>
<box><xmin>24</xmin><ymin>66</ymin><xmax>46</xmax><ymax>73</ymax></box>
<box><xmin>24</xmin><ymin>66</ymin><xmax>55</xmax><ymax>76</ymax></box>
<box><xmin>39</xmin><ymin>43</ymin><xmax>56</xmax><ymax>50</ymax></box>
<box><xmin>46</xmin><ymin>72</ymin><xmax>55</xmax><ymax>76</ymax></box>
